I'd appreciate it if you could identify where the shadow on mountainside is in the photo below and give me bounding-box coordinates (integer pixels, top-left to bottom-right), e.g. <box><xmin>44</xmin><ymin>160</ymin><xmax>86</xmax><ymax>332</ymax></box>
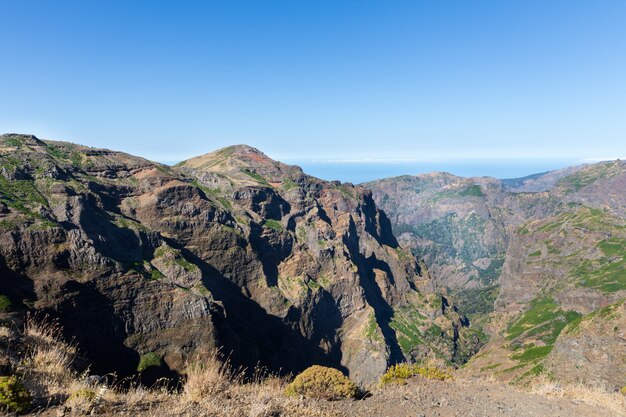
<box><xmin>179</xmin><ymin>245</ymin><xmax>349</xmax><ymax>377</ymax></box>
<box><xmin>343</xmin><ymin>218</ymin><xmax>405</xmax><ymax>366</ymax></box>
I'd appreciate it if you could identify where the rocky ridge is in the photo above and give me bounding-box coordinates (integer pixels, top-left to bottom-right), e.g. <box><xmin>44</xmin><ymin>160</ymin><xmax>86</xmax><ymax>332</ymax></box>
<box><xmin>0</xmin><ymin>134</ymin><xmax>475</xmax><ymax>384</ymax></box>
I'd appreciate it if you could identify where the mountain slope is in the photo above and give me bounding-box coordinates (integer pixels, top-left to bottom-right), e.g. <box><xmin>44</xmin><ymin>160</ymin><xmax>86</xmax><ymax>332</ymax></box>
<box><xmin>0</xmin><ymin>134</ymin><xmax>475</xmax><ymax>384</ymax></box>
<box><xmin>366</xmin><ymin>161</ymin><xmax>626</xmax><ymax>388</ymax></box>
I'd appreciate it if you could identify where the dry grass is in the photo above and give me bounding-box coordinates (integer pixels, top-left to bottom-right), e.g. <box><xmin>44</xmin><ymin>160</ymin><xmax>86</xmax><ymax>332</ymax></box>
<box><xmin>530</xmin><ymin>376</ymin><xmax>626</xmax><ymax>416</ymax></box>
<box><xmin>182</xmin><ymin>350</ymin><xmax>235</xmax><ymax>402</ymax></box>
<box><xmin>23</xmin><ymin>314</ymin><xmax>76</xmax><ymax>386</ymax></box>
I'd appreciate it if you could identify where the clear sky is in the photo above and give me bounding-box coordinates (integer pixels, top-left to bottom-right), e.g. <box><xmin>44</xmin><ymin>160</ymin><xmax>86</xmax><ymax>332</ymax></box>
<box><xmin>1</xmin><ymin>1</ymin><xmax>626</xmax><ymax>178</ymax></box>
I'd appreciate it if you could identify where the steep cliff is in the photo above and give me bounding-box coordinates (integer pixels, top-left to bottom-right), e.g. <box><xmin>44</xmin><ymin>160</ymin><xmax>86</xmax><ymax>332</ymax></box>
<box><xmin>0</xmin><ymin>134</ymin><xmax>473</xmax><ymax>384</ymax></box>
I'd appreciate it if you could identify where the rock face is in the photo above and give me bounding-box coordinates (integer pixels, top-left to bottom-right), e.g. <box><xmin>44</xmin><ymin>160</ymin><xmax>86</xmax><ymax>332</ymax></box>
<box><xmin>366</xmin><ymin>161</ymin><xmax>626</xmax><ymax>388</ymax></box>
<box><xmin>0</xmin><ymin>134</ymin><xmax>473</xmax><ymax>384</ymax></box>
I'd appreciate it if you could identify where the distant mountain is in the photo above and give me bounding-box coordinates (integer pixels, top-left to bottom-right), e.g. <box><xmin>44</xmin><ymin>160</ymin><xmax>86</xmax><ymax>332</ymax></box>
<box><xmin>365</xmin><ymin>160</ymin><xmax>626</xmax><ymax>388</ymax></box>
<box><xmin>0</xmin><ymin>134</ymin><xmax>476</xmax><ymax>384</ymax></box>
<box><xmin>501</xmin><ymin>164</ymin><xmax>587</xmax><ymax>193</ymax></box>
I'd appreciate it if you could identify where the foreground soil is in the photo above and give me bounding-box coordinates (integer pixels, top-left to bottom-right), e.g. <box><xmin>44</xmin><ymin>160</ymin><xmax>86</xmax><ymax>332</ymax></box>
<box><xmin>320</xmin><ymin>378</ymin><xmax>624</xmax><ymax>417</ymax></box>
<box><xmin>27</xmin><ymin>377</ymin><xmax>624</xmax><ymax>417</ymax></box>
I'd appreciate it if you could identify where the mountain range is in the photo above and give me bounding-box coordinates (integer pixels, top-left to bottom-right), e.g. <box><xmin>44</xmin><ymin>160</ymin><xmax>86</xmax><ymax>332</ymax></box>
<box><xmin>0</xmin><ymin>133</ymin><xmax>624</xmax><ymax>390</ymax></box>
<box><xmin>367</xmin><ymin>160</ymin><xmax>626</xmax><ymax>387</ymax></box>
<box><xmin>0</xmin><ymin>134</ymin><xmax>474</xmax><ymax>386</ymax></box>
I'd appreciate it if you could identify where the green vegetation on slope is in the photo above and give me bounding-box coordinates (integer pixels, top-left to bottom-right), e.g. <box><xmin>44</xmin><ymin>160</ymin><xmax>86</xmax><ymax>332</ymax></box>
<box><xmin>263</xmin><ymin>219</ymin><xmax>283</xmax><ymax>231</ymax></box>
<box><xmin>389</xmin><ymin>306</ymin><xmax>427</xmax><ymax>354</ymax></box>
<box><xmin>241</xmin><ymin>169</ymin><xmax>269</xmax><ymax>185</ymax></box>
<box><xmin>505</xmin><ymin>297</ymin><xmax>581</xmax><ymax>371</ymax></box>
<box><xmin>558</xmin><ymin>161</ymin><xmax>622</xmax><ymax>193</ymax></box>
<box><xmin>574</xmin><ymin>237</ymin><xmax>626</xmax><ymax>293</ymax></box>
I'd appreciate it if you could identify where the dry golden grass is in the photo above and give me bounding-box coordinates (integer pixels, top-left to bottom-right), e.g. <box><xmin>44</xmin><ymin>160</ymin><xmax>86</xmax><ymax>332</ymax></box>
<box><xmin>0</xmin><ymin>325</ymin><xmax>10</xmax><ymax>339</ymax></box>
<box><xmin>23</xmin><ymin>313</ymin><xmax>77</xmax><ymax>391</ymax></box>
<box><xmin>530</xmin><ymin>376</ymin><xmax>626</xmax><ymax>416</ymax></box>
<box><xmin>181</xmin><ymin>350</ymin><xmax>236</xmax><ymax>402</ymax></box>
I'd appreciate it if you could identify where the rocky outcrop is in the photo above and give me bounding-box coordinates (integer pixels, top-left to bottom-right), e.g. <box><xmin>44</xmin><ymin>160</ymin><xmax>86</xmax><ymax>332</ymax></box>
<box><xmin>0</xmin><ymin>135</ymin><xmax>472</xmax><ymax>384</ymax></box>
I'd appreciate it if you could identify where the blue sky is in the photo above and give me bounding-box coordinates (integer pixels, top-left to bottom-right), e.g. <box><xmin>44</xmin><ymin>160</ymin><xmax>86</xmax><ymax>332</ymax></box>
<box><xmin>1</xmin><ymin>1</ymin><xmax>626</xmax><ymax>180</ymax></box>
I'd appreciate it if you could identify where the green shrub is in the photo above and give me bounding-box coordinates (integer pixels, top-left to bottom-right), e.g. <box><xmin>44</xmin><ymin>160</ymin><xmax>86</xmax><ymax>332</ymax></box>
<box><xmin>0</xmin><ymin>376</ymin><xmax>31</xmax><ymax>413</ymax></box>
<box><xmin>68</xmin><ymin>388</ymin><xmax>96</xmax><ymax>402</ymax></box>
<box><xmin>285</xmin><ymin>365</ymin><xmax>357</xmax><ymax>400</ymax></box>
<box><xmin>380</xmin><ymin>363</ymin><xmax>452</xmax><ymax>386</ymax></box>
<box><xmin>0</xmin><ymin>295</ymin><xmax>11</xmax><ymax>312</ymax></box>
<box><xmin>137</xmin><ymin>352</ymin><xmax>162</xmax><ymax>372</ymax></box>
<box><xmin>65</xmin><ymin>388</ymin><xmax>96</xmax><ymax>413</ymax></box>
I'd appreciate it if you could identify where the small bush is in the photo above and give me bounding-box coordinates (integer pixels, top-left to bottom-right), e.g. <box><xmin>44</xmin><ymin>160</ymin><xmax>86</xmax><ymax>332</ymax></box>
<box><xmin>0</xmin><ymin>295</ymin><xmax>11</xmax><ymax>312</ymax></box>
<box><xmin>137</xmin><ymin>352</ymin><xmax>162</xmax><ymax>373</ymax></box>
<box><xmin>380</xmin><ymin>363</ymin><xmax>452</xmax><ymax>386</ymax></box>
<box><xmin>0</xmin><ymin>376</ymin><xmax>32</xmax><ymax>413</ymax></box>
<box><xmin>285</xmin><ymin>365</ymin><xmax>357</xmax><ymax>400</ymax></box>
<box><xmin>65</xmin><ymin>388</ymin><xmax>96</xmax><ymax>413</ymax></box>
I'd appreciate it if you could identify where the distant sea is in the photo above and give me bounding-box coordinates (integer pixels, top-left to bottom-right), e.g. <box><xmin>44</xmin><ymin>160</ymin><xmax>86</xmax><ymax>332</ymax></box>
<box><xmin>160</xmin><ymin>158</ymin><xmax>592</xmax><ymax>184</ymax></box>
<box><xmin>282</xmin><ymin>159</ymin><xmax>585</xmax><ymax>184</ymax></box>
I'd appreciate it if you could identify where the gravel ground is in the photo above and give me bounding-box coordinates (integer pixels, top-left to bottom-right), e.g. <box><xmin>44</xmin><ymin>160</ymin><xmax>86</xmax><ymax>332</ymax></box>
<box><xmin>318</xmin><ymin>378</ymin><xmax>625</xmax><ymax>417</ymax></box>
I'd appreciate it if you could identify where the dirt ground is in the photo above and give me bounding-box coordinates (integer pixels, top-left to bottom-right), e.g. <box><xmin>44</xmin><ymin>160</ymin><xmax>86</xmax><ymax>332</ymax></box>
<box><xmin>318</xmin><ymin>377</ymin><xmax>625</xmax><ymax>417</ymax></box>
<box><xmin>24</xmin><ymin>376</ymin><xmax>625</xmax><ymax>417</ymax></box>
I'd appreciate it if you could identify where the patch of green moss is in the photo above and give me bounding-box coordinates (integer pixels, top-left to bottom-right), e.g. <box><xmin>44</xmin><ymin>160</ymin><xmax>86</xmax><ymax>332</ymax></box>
<box><xmin>529</xmin><ymin>250</ymin><xmax>541</xmax><ymax>257</ymax></box>
<box><xmin>175</xmin><ymin>256</ymin><xmax>199</xmax><ymax>272</ymax></box>
<box><xmin>137</xmin><ymin>352</ymin><xmax>162</xmax><ymax>372</ymax></box>
<box><xmin>150</xmin><ymin>268</ymin><xmax>165</xmax><ymax>280</ymax></box>
<box><xmin>296</xmin><ymin>226</ymin><xmax>307</xmax><ymax>242</ymax></box>
<box><xmin>0</xmin><ymin>295</ymin><xmax>11</xmax><ymax>312</ymax></box>
<box><xmin>282</xmin><ymin>178</ymin><xmax>298</xmax><ymax>191</ymax></box>
<box><xmin>241</xmin><ymin>169</ymin><xmax>269</xmax><ymax>185</ymax></box>
<box><xmin>263</xmin><ymin>219</ymin><xmax>283</xmax><ymax>231</ymax></box>
<box><xmin>365</xmin><ymin>312</ymin><xmax>382</xmax><ymax>342</ymax></box>
<box><xmin>306</xmin><ymin>280</ymin><xmax>321</xmax><ymax>290</ymax></box>
<box><xmin>457</xmin><ymin>184</ymin><xmax>484</xmax><ymax>197</ymax></box>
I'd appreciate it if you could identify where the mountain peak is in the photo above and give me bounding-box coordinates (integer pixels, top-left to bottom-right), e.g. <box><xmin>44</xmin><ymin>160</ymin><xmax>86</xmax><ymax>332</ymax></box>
<box><xmin>179</xmin><ymin>144</ymin><xmax>303</xmax><ymax>185</ymax></box>
<box><xmin>0</xmin><ymin>133</ymin><xmax>46</xmax><ymax>148</ymax></box>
